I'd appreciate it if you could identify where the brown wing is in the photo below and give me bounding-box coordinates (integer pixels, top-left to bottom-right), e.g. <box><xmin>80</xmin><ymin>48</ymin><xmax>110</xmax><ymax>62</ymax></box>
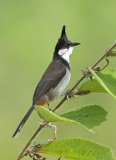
<box><xmin>33</xmin><ymin>59</ymin><xmax>66</xmax><ymax>105</ymax></box>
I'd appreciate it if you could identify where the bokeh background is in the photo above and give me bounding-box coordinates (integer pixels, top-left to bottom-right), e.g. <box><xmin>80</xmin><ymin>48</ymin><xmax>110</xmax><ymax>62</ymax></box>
<box><xmin>0</xmin><ymin>0</ymin><xmax>116</xmax><ymax>159</ymax></box>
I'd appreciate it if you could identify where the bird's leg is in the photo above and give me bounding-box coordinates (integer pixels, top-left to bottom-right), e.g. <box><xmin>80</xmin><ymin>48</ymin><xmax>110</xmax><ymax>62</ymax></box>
<box><xmin>60</xmin><ymin>90</ymin><xmax>72</xmax><ymax>99</ymax></box>
<box><xmin>61</xmin><ymin>90</ymin><xmax>76</xmax><ymax>99</ymax></box>
<box><xmin>64</xmin><ymin>90</ymin><xmax>77</xmax><ymax>99</ymax></box>
<box><xmin>47</xmin><ymin>103</ymin><xmax>51</xmax><ymax>111</ymax></box>
<box><xmin>65</xmin><ymin>90</ymin><xmax>71</xmax><ymax>99</ymax></box>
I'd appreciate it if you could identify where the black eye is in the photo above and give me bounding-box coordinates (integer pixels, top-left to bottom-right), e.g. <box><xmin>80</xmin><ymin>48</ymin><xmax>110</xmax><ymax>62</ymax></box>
<box><xmin>66</xmin><ymin>43</ymin><xmax>71</xmax><ymax>47</ymax></box>
<box><xmin>65</xmin><ymin>44</ymin><xmax>70</xmax><ymax>48</ymax></box>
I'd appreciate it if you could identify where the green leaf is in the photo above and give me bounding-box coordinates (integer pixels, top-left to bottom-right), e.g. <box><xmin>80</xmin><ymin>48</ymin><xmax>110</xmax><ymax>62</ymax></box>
<box><xmin>35</xmin><ymin>106</ymin><xmax>92</xmax><ymax>132</ymax></box>
<box><xmin>89</xmin><ymin>67</ymin><xmax>116</xmax><ymax>99</ymax></box>
<box><xmin>78</xmin><ymin>78</ymin><xmax>106</xmax><ymax>93</ymax></box>
<box><xmin>35</xmin><ymin>104</ymin><xmax>107</xmax><ymax>130</ymax></box>
<box><xmin>34</xmin><ymin>138</ymin><xmax>115</xmax><ymax>160</ymax></box>
<box><xmin>61</xmin><ymin>104</ymin><xmax>107</xmax><ymax>129</ymax></box>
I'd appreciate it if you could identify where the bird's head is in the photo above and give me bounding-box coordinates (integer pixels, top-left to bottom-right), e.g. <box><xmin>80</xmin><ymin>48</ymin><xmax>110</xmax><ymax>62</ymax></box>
<box><xmin>54</xmin><ymin>26</ymin><xmax>80</xmax><ymax>63</ymax></box>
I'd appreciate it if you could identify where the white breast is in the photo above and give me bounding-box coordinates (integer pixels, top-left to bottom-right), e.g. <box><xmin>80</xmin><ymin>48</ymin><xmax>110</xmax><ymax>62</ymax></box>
<box><xmin>49</xmin><ymin>68</ymin><xmax>71</xmax><ymax>101</ymax></box>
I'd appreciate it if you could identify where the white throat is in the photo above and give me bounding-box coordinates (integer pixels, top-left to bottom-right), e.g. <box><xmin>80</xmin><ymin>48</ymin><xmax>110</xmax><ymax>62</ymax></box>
<box><xmin>58</xmin><ymin>47</ymin><xmax>73</xmax><ymax>63</ymax></box>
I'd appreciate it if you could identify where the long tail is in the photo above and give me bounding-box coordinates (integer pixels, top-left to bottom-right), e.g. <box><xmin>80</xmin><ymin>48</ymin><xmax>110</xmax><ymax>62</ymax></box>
<box><xmin>12</xmin><ymin>106</ymin><xmax>34</xmax><ymax>138</ymax></box>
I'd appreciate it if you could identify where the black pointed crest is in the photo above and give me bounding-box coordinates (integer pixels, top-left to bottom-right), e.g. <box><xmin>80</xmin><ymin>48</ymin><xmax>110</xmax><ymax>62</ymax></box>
<box><xmin>60</xmin><ymin>25</ymin><xmax>68</xmax><ymax>42</ymax></box>
<box><xmin>61</xmin><ymin>25</ymin><xmax>66</xmax><ymax>38</ymax></box>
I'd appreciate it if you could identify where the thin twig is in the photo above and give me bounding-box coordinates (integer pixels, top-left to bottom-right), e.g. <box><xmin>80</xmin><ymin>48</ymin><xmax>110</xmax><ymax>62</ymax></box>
<box><xmin>91</xmin><ymin>42</ymin><xmax>116</xmax><ymax>69</ymax></box>
<box><xmin>17</xmin><ymin>42</ymin><xmax>116</xmax><ymax>160</ymax></box>
<box><xmin>53</xmin><ymin>42</ymin><xmax>116</xmax><ymax>112</ymax></box>
<box><xmin>17</xmin><ymin>122</ymin><xmax>47</xmax><ymax>160</ymax></box>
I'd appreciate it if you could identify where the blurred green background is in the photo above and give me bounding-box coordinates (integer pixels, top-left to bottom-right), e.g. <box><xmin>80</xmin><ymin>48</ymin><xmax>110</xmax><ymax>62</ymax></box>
<box><xmin>0</xmin><ymin>0</ymin><xmax>116</xmax><ymax>159</ymax></box>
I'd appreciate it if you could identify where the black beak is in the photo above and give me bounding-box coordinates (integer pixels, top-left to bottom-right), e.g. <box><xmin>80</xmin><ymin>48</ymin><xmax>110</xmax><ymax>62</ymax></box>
<box><xmin>71</xmin><ymin>42</ymin><xmax>80</xmax><ymax>47</ymax></box>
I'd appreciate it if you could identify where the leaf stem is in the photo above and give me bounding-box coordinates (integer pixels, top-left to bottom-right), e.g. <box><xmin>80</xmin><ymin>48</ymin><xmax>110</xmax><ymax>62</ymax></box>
<box><xmin>17</xmin><ymin>42</ymin><xmax>116</xmax><ymax>160</ymax></box>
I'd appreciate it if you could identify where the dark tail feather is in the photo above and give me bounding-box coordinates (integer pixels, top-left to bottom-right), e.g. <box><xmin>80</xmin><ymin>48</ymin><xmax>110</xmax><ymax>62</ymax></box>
<box><xmin>12</xmin><ymin>106</ymin><xmax>34</xmax><ymax>138</ymax></box>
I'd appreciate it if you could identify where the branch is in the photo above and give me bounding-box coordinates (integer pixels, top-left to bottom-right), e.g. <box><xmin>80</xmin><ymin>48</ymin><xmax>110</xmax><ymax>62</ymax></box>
<box><xmin>52</xmin><ymin>42</ymin><xmax>116</xmax><ymax>112</ymax></box>
<box><xmin>17</xmin><ymin>42</ymin><xmax>116</xmax><ymax>160</ymax></box>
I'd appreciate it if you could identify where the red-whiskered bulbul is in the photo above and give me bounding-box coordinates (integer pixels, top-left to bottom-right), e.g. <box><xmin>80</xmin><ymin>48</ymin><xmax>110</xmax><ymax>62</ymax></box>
<box><xmin>13</xmin><ymin>26</ymin><xmax>80</xmax><ymax>137</ymax></box>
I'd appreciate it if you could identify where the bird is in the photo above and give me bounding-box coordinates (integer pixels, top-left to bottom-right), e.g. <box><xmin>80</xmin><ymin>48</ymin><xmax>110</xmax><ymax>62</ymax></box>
<box><xmin>13</xmin><ymin>26</ymin><xmax>80</xmax><ymax>138</ymax></box>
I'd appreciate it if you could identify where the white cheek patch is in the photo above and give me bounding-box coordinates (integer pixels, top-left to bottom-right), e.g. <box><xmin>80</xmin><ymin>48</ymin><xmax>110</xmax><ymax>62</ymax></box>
<box><xmin>58</xmin><ymin>47</ymin><xmax>73</xmax><ymax>63</ymax></box>
<box><xmin>58</xmin><ymin>48</ymin><xmax>68</xmax><ymax>56</ymax></box>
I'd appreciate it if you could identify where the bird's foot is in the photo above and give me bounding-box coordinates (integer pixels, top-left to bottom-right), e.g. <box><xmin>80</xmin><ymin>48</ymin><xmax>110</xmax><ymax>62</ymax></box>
<box><xmin>64</xmin><ymin>90</ymin><xmax>78</xmax><ymax>99</ymax></box>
